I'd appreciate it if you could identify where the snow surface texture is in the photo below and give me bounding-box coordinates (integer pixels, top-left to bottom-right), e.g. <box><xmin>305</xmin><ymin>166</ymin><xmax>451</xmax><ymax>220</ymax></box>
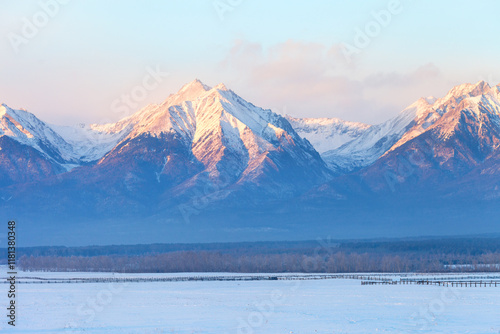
<box><xmin>1</xmin><ymin>270</ymin><xmax>499</xmax><ymax>333</ymax></box>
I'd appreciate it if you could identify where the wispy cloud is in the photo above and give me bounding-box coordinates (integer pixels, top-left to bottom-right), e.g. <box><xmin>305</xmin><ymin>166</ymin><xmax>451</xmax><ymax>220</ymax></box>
<box><xmin>220</xmin><ymin>39</ymin><xmax>449</xmax><ymax>124</ymax></box>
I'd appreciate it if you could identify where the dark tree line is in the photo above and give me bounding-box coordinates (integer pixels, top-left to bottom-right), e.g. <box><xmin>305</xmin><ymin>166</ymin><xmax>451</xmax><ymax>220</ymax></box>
<box><xmin>18</xmin><ymin>250</ymin><xmax>500</xmax><ymax>273</ymax></box>
<box><xmin>12</xmin><ymin>237</ymin><xmax>500</xmax><ymax>273</ymax></box>
<box><xmin>10</xmin><ymin>237</ymin><xmax>500</xmax><ymax>259</ymax></box>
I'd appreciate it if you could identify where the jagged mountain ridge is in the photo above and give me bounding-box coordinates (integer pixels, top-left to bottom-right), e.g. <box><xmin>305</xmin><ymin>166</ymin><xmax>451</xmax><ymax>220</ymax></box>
<box><xmin>2</xmin><ymin>80</ymin><xmax>499</xmax><ymax>188</ymax></box>
<box><xmin>0</xmin><ymin>103</ymin><xmax>77</xmax><ymax>166</ymax></box>
<box><xmin>314</xmin><ymin>81</ymin><xmax>500</xmax><ymax>198</ymax></box>
<box><xmin>321</xmin><ymin>81</ymin><xmax>500</xmax><ymax>173</ymax></box>
<box><xmin>0</xmin><ymin>80</ymin><xmax>333</xmax><ymax>216</ymax></box>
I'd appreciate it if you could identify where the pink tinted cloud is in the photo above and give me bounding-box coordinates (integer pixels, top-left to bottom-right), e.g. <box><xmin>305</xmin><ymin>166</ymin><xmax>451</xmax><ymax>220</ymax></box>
<box><xmin>221</xmin><ymin>39</ymin><xmax>366</xmax><ymax>117</ymax></box>
<box><xmin>220</xmin><ymin>39</ymin><xmax>446</xmax><ymax>124</ymax></box>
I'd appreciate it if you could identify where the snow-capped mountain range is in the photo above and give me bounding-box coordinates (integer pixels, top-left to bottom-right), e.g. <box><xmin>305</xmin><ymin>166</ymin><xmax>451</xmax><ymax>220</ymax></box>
<box><xmin>0</xmin><ymin>80</ymin><xmax>500</xmax><ymax>243</ymax></box>
<box><xmin>1</xmin><ymin>80</ymin><xmax>328</xmax><ymax>176</ymax></box>
<box><xmin>2</xmin><ymin>80</ymin><xmax>499</xmax><ymax>179</ymax></box>
<box><xmin>321</xmin><ymin>81</ymin><xmax>500</xmax><ymax>174</ymax></box>
<box><xmin>1</xmin><ymin>79</ymin><xmax>500</xmax><ymax>244</ymax></box>
<box><xmin>0</xmin><ymin>80</ymin><xmax>332</xmax><ymax>204</ymax></box>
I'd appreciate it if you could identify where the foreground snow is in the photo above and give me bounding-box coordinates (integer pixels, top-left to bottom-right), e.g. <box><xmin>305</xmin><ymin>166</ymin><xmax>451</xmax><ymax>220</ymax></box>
<box><xmin>1</xmin><ymin>270</ymin><xmax>499</xmax><ymax>333</ymax></box>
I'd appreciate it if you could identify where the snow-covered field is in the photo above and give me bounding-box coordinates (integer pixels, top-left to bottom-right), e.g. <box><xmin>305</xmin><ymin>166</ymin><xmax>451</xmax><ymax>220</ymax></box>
<box><xmin>1</xmin><ymin>270</ymin><xmax>500</xmax><ymax>334</ymax></box>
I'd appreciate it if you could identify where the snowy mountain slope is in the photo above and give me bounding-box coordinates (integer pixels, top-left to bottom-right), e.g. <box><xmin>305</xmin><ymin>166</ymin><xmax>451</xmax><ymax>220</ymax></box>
<box><xmin>1</xmin><ymin>78</ymin><xmax>331</xmax><ymax>198</ymax></box>
<box><xmin>285</xmin><ymin>116</ymin><xmax>370</xmax><ymax>154</ymax></box>
<box><xmin>315</xmin><ymin>81</ymin><xmax>500</xmax><ymax>197</ymax></box>
<box><xmin>2</xmin><ymin>80</ymin><xmax>500</xmax><ymax>203</ymax></box>
<box><xmin>363</xmin><ymin>86</ymin><xmax>500</xmax><ymax>193</ymax></box>
<box><xmin>49</xmin><ymin>122</ymin><xmax>133</xmax><ymax>163</ymax></box>
<box><xmin>0</xmin><ymin>103</ymin><xmax>136</xmax><ymax>169</ymax></box>
<box><xmin>0</xmin><ymin>103</ymin><xmax>82</xmax><ymax>168</ymax></box>
<box><xmin>322</xmin><ymin>81</ymin><xmax>498</xmax><ymax>172</ymax></box>
<box><xmin>386</xmin><ymin>81</ymin><xmax>495</xmax><ymax>154</ymax></box>
<box><xmin>0</xmin><ymin>103</ymin><xmax>89</xmax><ymax>186</ymax></box>
<box><xmin>320</xmin><ymin>99</ymin><xmax>431</xmax><ymax>172</ymax></box>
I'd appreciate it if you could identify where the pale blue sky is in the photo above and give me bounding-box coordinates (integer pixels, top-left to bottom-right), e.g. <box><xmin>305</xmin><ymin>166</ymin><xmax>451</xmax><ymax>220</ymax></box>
<box><xmin>1</xmin><ymin>0</ymin><xmax>500</xmax><ymax>125</ymax></box>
